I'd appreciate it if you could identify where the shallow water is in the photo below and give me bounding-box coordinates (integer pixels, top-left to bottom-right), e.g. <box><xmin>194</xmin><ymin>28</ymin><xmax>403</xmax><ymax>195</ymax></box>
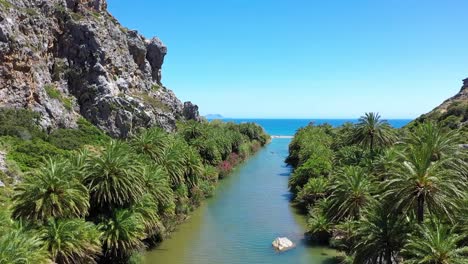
<box><xmin>144</xmin><ymin>138</ymin><xmax>338</xmax><ymax>264</ymax></box>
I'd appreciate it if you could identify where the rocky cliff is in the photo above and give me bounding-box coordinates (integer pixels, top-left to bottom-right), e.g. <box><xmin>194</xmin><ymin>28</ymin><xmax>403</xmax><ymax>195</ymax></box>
<box><xmin>409</xmin><ymin>78</ymin><xmax>468</xmax><ymax>132</ymax></box>
<box><xmin>432</xmin><ymin>78</ymin><xmax>468</xmax><ymax>113</ymax></box>
<box><xmin>0</xmin><ymin>0</ymin><xmax>200</xmax><ymax>137</ymax></box>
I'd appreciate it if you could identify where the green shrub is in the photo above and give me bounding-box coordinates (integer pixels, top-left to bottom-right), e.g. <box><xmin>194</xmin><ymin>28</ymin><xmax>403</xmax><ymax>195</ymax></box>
<box><xmin>7</xmin><ymin>138</ymin><xmax>69</xmax><ymax>171</ymax></box>
<box><xmin>239</xmin><ymin>123</ymin><xmax>268</xmax><ymax>145</ymax></box>
<box><xmin>289</xmin><ymin>154</ymin><xmax>332</xmax><ymax>193</ymax></box>
<box><xmin>44</xmin><ymin>84</ymin><xmax>61</xmax><ymax>99</ymax></box>
<box><xmin>48</xmin><ymin>118</ymin><xmax>109</xmax><ymax>150</ymax></box>
<box><xmin>238</xmin><ymin>142</ymin><xmax>252</xmax><ymax>160</ymax></box>
<box><xmin>0</xmin><ymin>108</ymin><xmax>43</xmax><ymax>139</ymax></box>
<box><xmin>441</xmin><ymin>115</ymin><xmax>461</xmax><ymax>130</ymax></box>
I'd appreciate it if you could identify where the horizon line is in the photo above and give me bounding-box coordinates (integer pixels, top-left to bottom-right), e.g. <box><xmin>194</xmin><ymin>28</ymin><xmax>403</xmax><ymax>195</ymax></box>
<box><xmin>205</xmin><ymin>117</ymin><xmax>416</xmax><ymax>120</ymax></box>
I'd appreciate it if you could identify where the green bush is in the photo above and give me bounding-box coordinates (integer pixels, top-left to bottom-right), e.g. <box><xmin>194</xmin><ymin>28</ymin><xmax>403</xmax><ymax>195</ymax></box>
<box><xmin>295</xmin><ymin>177</ymin><xmax>329</xmax><ymax>207</ymax></box>
<box><xmin>7</xmin><ymin>138</ymin><xmax>69</xmax><ymax>171</ymax></box>
<box><xmin>0</xmin><ymin>108</ymin><xmax>43</xmax><ymax>139</ymax></box>
<box><xmin>48</xmin><ymin>118</ymin><xmax>110</xmax><ymax>150</ymax></box>
<box><xmin>288</xmin><ymin>152</ymin><xmax>332</xmax><ymax>193</ymax></box>
<box><xmin>441</xmin><ymin>115</ymin><xmax>461</xmax><ymax>130</ymax></box>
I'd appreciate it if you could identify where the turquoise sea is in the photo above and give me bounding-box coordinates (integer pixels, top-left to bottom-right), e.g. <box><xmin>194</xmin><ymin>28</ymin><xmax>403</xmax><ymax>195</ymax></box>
<box><xmin>144</xmin><ymin>118</ymin><xmax>412</xmax><ymax>264</ymax></box>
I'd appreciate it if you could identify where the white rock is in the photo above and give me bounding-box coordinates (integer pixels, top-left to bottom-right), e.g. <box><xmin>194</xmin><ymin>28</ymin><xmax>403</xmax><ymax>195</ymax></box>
<box><xmin>272</xmin><ymin>237</ymin><xmax>295</xmax><ymax>251</ymax></box>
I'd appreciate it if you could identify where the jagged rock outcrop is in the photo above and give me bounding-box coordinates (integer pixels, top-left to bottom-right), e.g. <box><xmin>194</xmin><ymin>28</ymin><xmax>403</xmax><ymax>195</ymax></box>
<box><xmin>0</xmin><ymin>0</ymin><xmax>199</xmax><ymax>137</ymax></box>
<box><xmin>183</xmin><ymin>101</ymin><xmax>201</xmax><ymax>121</ymax></box>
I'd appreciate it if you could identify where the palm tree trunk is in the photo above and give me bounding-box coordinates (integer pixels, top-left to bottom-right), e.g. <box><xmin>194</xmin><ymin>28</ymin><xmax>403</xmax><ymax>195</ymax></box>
<box><xmin>370</xmin><ymin>134</ymin><xmax>374</xmax><ymax>154</ymax></box>
<box><xmin>385</xmin><ymin>249</ymin><xmax>392</xmax><ymax>264</ymax></box>
<box><xmin>417</xmin><ymin>195</ymin><xmax>424</xmax><ymax>223</ymax></box>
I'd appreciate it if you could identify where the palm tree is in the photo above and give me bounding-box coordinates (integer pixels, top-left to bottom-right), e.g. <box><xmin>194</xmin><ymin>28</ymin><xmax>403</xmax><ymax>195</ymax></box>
<box><xmin>158</xmin><ymin>141</ymin><xmax>187</xmax><ymax>187</ymax></box>
<box><xmin>295</xmin><ymin>176</ymin><xmax>329</xmax><ymax>207</ymax></box>
<box><xmin>39</xmin><ymin>218</ymin><xmax>102</xmax><ymax>264</ymax></box>
<box><xmin>83</xmin><ymin>140</ymin><xmax>145</xmax><ymax>210</ymax></box>
<box><xmin>183</xmin><ymin>146</ymin><xmax>204</xmax><ymax>188</ymax></box>
<box><xmin>403</xmin><ymin>220</ymin><xmax>468</xmax><ymax>264</ymax></box>
<box><xmin>331</xmin><ymin>219</ymin><xmax>358</xmax><ymax>254</ymax></box>
<box><xmin>328</xmin><ymin>166</ymin><xmax>375</xmax><ymax>221</ymax></box>
<box><xmin>98</xmin><ymin>209</ymin><xmax>146</xmax><ymax>262</ymax></box>
<box><xmin>141</xmin><ymin>165</ymin><xmax>173</xmax><ymax>208</ymax></box>
<box><xmin>384</xmin><ymin>144</ymin><xmax>466</xmax><ymax>224</ymax></box>
<box><xmin>12</xmin><ymin>158</ymin><xmax>89</xmax><ymax>221</ymax></box>
<box><xmin>406</xmin><ymin>122</ymin><xmax>460</xmax><ymax>161</ymax></box>
<box><xmin>131</xmin><ymin>194</ymin><xmax>164</xmax><ymax>237</ymax></box>
<box><xmin>349</xmin><ymin>112</ymin><xmax>396</xmax><ymax>153</ymax></box>
<box><xmin>130</xmin><ymin>128</ymin><xmax>169</xmax><ymax>163</ymax></box>
<box><xmin>70</xmin><ymin>149</ymin><xmax>91</xmax><ymax>181</ymax></box>
<box><xmin>0</xmin><ymin>228</ymin><xmax>50</xmax><ymax>264</ymax></box>
<box><xmin>353</xmin><ymin>203</ymin><xmax>410</xmax><ymax>264</ymax></box>
<box><xmin>180</xmin><ymin>120</ymin><xmax>204</xmax><ymax>141</ymax></box>
<box><xmin>307</xmin><ymin>211</ymin><xmax>333</xmax><ymax>244</ymax></box>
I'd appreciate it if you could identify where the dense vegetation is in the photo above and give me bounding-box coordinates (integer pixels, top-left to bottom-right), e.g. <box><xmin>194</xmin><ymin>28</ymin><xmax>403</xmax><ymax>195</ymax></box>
<box><xmin>0</xmin><ymin>108</ymin><xmax>269</xmax><ymax>264</ymax></box>
<box><xmin>286</xmin><ymin>112</ymin><xmax>468</xmax><ymax>264</ymax></box>
<box><xmin>408</xmin><ymin>101</ymin><xmax>468</xmax><ymax>138</ymax></box>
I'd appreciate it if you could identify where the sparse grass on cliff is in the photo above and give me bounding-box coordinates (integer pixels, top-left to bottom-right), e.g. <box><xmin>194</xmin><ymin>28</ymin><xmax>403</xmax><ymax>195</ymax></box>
<box><xmin>44</xmin><ymin>84</ymin><xmax>61</xmax><ymax>99</ymax></box>
<box><xmin>0</xmin><ymin>0</ymin><xmax>13</xmax><ymax>9</ymax></box>
<box><xmin>44</xmin><ymin>84</ymin><xmax>75</xmax><ymax>111</ymax></box>
<box><xmin>133</xmin><ymin>92</ymin><xmax>171</xmax><ymax>112</ymax></box>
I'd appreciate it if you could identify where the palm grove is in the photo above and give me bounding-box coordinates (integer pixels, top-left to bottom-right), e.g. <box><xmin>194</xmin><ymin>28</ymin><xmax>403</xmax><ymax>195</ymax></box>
<box><xmin>0</xmin><ymin>109</ymin><xmax>269</xmax><ymax>264</ymax></box>
<box><xmin>287</xmin><ymin>113</ymin><xmax>467</xmax><ymax>264</ymax></box>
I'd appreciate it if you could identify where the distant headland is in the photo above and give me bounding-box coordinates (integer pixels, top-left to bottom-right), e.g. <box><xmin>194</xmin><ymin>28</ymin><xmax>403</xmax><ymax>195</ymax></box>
<box><xmin>205</xmin><ymin>114</ymin><xmax>224</xmax><ymax>119</ymax></box>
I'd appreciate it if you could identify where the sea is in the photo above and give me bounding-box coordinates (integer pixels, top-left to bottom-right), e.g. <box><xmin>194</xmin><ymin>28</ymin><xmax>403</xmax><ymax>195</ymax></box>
<box><xmin>211</xmin><ymin>118</ymin><xmax>413</xmax><ymax>136</ymax></box>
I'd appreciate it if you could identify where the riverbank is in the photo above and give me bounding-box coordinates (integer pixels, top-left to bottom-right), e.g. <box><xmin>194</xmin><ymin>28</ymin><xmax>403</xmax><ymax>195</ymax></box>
<box><xmin>0</xmin><ymin>111</ymin><xmax>271</xmax><ymax>264</ymax></box>
<box><xmin>144</xmin><ymin>138</ymin><xmax>338</xmax><ymax>264</ymax></box>
<box><xmin>285</xmin><ymin>114</ymin><xmax>467</xmax><ymax>263</ymax></box>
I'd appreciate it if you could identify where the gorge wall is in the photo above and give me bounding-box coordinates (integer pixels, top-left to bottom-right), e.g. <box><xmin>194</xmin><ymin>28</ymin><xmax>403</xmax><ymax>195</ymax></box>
<box><xmin>0</xmin><ymin>0</ymin><xmax>200</xmax><ymax>137</ymax></box>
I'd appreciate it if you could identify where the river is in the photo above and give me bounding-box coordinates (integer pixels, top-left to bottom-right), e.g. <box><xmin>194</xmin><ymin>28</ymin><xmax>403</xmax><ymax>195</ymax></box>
<box><xmin>144</xmin><ymin>138</ymin><xmax>338</xmax><ymax>264</ymax></box>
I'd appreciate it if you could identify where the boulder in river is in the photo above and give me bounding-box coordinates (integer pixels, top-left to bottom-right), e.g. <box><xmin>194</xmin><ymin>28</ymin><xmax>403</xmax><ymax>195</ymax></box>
<box><xmin>272</xmin><ymin>237</ymin><xmax>295</xmax><ymax>251</ymax></box>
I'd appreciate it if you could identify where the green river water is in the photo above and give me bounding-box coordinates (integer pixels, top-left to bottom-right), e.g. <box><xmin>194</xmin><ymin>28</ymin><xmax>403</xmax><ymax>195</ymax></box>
<box><xmin>144</xmin><ymin>138</ymin><xmax>337</xmax><ymax>264</ymax></box>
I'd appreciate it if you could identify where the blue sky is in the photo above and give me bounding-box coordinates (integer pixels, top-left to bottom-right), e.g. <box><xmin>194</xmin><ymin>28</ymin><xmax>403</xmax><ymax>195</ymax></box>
<box><xmin>107</xmin><ymin>0</ymin><xmax>468</xmax><ymax>119</ymax></box>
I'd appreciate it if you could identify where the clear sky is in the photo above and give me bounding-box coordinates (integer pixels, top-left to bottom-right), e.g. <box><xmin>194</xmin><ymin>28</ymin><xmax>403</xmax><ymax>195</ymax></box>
<box><xmin>107</xmin><ymin>0</ymin><xmax>468</xmax><ymax>119</ymax></box>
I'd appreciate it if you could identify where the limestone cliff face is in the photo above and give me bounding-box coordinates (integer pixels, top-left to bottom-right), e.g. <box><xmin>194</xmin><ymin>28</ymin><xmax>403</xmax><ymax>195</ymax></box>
<box><xmin>0</xmin><ymin>0</ymin><xmax>200</xmax><ymax>137</ymax></box>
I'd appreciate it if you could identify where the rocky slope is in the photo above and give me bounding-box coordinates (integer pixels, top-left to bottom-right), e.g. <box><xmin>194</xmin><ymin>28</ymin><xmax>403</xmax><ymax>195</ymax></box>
<box><xmin>430</xmin><ymin>78</ymin><xmax>468</xmax><ymax>113</ymax></box>
<box><xmin>0</xmin><ymin>0</ymin><xmax>200</xmax><ymax>137</ymax></box>
<box><xmin>409</xmin><ymin>78</ymin><xmax>468</xmax><ymax>132</ymax></box>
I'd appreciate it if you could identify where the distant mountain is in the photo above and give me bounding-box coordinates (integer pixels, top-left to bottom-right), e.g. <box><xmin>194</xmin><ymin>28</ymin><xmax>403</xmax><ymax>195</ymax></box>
<box><xmin>205</xmin><ymin>114</ymin><xmax>224</xmax><ymax>119</ymax></box>
<box><xmin>408</xmin><ymin>78</ymin><xmax>468</xmax><ymax>135</ymax></box>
